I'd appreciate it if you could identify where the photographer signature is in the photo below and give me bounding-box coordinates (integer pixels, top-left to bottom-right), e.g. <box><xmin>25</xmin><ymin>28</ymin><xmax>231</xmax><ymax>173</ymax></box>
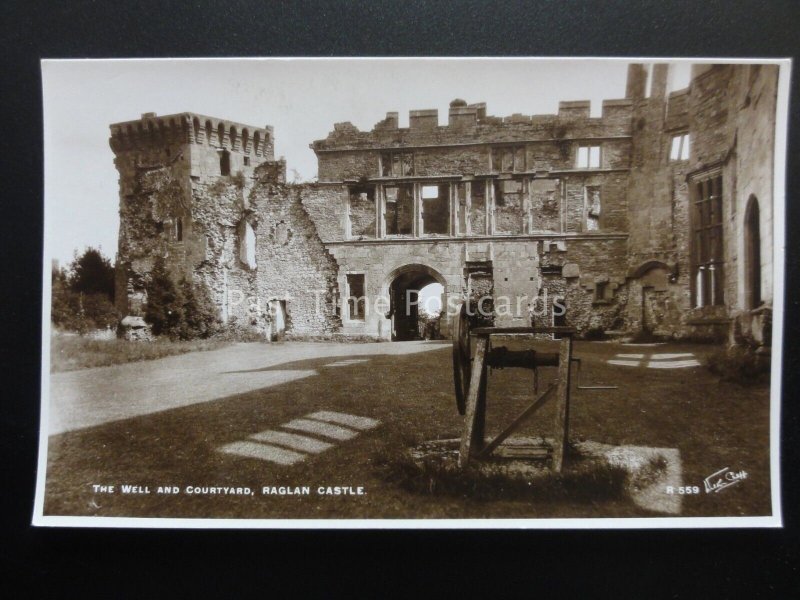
<box><xmin>703</xmin><ymin>467</ymin><xmax>748</xmax><ymax>493</ymax></box>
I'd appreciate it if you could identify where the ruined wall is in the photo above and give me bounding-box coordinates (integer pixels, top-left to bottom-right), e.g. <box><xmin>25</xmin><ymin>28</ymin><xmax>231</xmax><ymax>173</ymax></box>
<box><xmin>625</xmin><ymin>64</ymin><xmax>723</xmax><ymax>339</ymax></box>
<box><xmin>314</xmin><ymin>100</ymin><xmax>633</xmax><ymax>184</ymax></box>
<box><xmin>729</xmin><ymin>65</ymin><xmax>778</xmax><ymax>347</ymax></box>
<box><xmin>249</xmin><ymin>179</ymin><xmax>342</xmax><ymax>337</ymax></box>
<box><xmin>112</xmin><ymin>65</ymin><xmax>779</xmax><ymax>344</ymax></box>
<box><xmin>324</xmin><ymin>234</ymin><xmax>629</xmax><ymax>339</ymax></box>
<box><xmin>731</xmin><ymin>65</ymin><xmax>778</xmax><ymax>309</ymax></box>
<box><xmin>114</xmin><ymin>149</ymin><xmax>198</xmax><ymax>314</ymax></box>
<box><xmin>301</xmin><ymin>185</ymin><xmax>348</xmax><ymax>242</ymax></box>
<box><xmin>537</xmin><ymin>237</ymin><xmax>629</xmax><ymax>332</ymax></box>
<box><xmin>625</xmin><ymin>63</ymin><xmax>779</xmax><ymax>341</ymax></box>
<box><xmin>111</xmin><ymin>112</ymin><xmax>274</xmax><ymax>321</ymax></box>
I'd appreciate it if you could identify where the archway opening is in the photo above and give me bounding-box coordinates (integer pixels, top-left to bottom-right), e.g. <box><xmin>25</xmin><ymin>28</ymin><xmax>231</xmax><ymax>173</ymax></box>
<box><xmin>388</xmin><ymin>266</ymin><xmax>445</xmax><ymax>341</ymax></box>
<box><xmin>745</xmin><ymin>196</ymin><xmax>762</xmax><ymax>309</ymax></box>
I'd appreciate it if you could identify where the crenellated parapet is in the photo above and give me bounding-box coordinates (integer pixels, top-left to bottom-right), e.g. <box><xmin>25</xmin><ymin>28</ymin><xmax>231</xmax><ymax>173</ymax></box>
<box><xmin>109</xmin><ymin>112</ymin><xmax>274</xmax><ymax>158</ymax></box>
<box><xmin>311</xmin><ymin>98</ymin><xmax>634</xmax><ymax>153</ymax></box>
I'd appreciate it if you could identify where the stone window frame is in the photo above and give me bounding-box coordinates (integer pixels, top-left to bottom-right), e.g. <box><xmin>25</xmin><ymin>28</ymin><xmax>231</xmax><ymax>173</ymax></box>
<box><xmin>344</xmin><ymin>271</ymin><xmax>367</xmax><ymax>322</ymax></box>
<box><xmin>593</xmin><ymin>280</ymin><xmax>612</xmax><ymax>304</ymax></box>
<box><xmin>490</xmin><ymin>145</ymin><xmax>526</xmax><ymax>173</ymax></box>
<box><xmin>669</xmin><ymin>132</ymin><xmax>691</xmax><ymax>161</ymax></box>
<box><xmin>583</xmin><ymin>185</ymin><xmax>602</xmax><ymax>232</ymax></box>
<box><xmin>689</xmin><ymin>167</ymin><xmax>725</xmax><ymax>308</ymax></box>
<box><xmin>419</xmin><ymin>183</ymin><xmax>451</xmax><ymax>237</ymax></box>
<box><xmin>491</xmin><ymin>178</ymin><xmax>527</xmax><ymax>236</ymax></box>
<box><xmin>380</xmin><ymin>183</ymin><xmax>416</xmax><ymax>238</ymax></box>
<box><xmin>218</xmin><ymin>148</ymin><xmax>231</xmax><ymax>176</ymax></box>
<box><xmin>575</xmin><ymin>144</ymin><xmax>602</xmax><ymax>169</ymax></box>
<box><xmin>462</xmin><ymin>179</ymin><xmax>492</xmax><ymax>236</ymax></box>
<box><xmin>345</xmin><ymin>185</ymin><xmax>377</xmax><ymax>240</ymax></box>
<box><xmin>174</xmin><ymin>217</ymin><xmax>183</xmax><ymax>242</ymax></box>
<box><xmin>379</xmin><ymin>150</ymin><xmax>415</xmax><ymax>178</ymax></box>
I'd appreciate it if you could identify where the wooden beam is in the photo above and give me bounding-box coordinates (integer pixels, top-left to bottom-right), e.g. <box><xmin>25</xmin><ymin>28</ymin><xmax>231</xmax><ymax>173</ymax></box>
<box><xmin>551</xmin><ymin>335</ymin><xmax>573</xmax><ymax>472</ymax></box>
<box><xmin>459</xmin><ymin>337</ymin><xmax>489</xmax><ymax>467</ymax></box>
<box><xmin>477</xmin><ymin>383</ymin><xmax>556</xmax><ymax>458</ymax></box>
<box><xmin>471</xmin><ymin>326</ymin><xmax>576</xmax><ymax>336</ymax></box>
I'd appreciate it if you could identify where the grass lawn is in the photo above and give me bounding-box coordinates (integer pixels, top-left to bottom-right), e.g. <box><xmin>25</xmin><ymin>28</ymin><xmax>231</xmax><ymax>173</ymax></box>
<box><xmin>43</xmin><ymin>339</ymin><xmax>772</xmax><ymax>520</ymax></box>
<box><xmin>50</xmin><ymin>333</ymin><xmax>230</xmax><ymax>372</ymax></box>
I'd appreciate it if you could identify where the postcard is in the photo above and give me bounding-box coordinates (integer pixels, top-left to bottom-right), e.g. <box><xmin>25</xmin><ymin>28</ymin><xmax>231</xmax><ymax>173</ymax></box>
<box><xmin>34</xmin><ymin>57</ymin><xmax>789</xmax><ymax>528</ymax></box>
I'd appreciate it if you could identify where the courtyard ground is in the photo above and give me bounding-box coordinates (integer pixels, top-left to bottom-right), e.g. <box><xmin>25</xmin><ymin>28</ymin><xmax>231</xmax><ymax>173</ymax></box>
<box><xmin>50</xmin><ymin>333</ymin><xmax>230</xmax><ymax>373</ymax></box>
<box><xmin>42</xmin><ymin>339</ymin><xmax>773</xmax><ymax>520</ymax></box>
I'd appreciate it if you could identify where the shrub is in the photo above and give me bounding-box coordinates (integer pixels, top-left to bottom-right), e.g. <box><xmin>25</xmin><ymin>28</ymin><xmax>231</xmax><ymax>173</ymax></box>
<box><xmin>51</xmin><ymin>248</ymin><xmax>119</xmax><ymax>333</ymax></box>
<box><xmin>144</xmin><ymin>258</ymin><xmax>223</xmax><ymax>340</ymax></box>
<box><xmin>214</xmin><ymin>316</ymin><xmax>265</xmax><ymax>342</ymax></box>
<box><xmin>231</xmin><ymin>170</ymin><xmax>246</xmax><ymax>189</ymax></box>
<box><xmin>707</xmin><ymin>346</ymin><xmax>770</xmax><ymax>386</ymax></box>
<box><xmin>583</xmin><ymin>327</ymin><xmax>606</xmax><ymax>341</ymax></box>
<box><xmin>144</xmin><ymin>257</ymin><xmax>183</xmax><ymax>337</ymax></box>
<box><xmin>177</xmin><ymin>278</ymin><xmax>222</xmax><ymax>340</ymax></box>
<box><xmin>69</xmin><ymin>247</ymin><xmax>115</xmax><ymax>298</ymax></box>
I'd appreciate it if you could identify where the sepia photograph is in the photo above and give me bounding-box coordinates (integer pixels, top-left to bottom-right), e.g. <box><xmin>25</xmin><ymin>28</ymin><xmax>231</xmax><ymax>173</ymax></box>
<box><xmin>33</xmin><ymin>57</ymin><xmax>788</xmax><ymax>528</ymax></box>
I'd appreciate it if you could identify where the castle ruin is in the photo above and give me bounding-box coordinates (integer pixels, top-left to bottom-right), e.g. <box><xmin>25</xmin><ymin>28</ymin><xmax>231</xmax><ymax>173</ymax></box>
<box><xmin>109</xmin><ymin>63</ymin><xmax>778</xmax><ymax>349</ymax></box>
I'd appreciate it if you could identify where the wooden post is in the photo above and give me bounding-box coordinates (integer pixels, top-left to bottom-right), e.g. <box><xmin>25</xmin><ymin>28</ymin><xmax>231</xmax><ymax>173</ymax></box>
<box><xmin>551</xmin><ymin>334</ymin><xmax>573</xmax><ymax>472</ymax></box>
<box><xmin>459</xmin><ymin>336</ymin><xmax>489</xmax><ymax>467</ymax></box>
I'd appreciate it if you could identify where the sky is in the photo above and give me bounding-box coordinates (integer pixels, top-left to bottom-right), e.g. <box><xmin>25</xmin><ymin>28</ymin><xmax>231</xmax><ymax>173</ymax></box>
<box><xmin>42</xmin><ymin>58</ymin><xmax>693</xmax><ymax>266</ymax></box>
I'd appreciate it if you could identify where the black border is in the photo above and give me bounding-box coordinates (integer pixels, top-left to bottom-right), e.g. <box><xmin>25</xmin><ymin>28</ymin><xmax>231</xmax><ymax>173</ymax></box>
<box><xmin>2</xmin><ymin>0</ymin><xmax>798</xmax><ymax>595</ymax></box>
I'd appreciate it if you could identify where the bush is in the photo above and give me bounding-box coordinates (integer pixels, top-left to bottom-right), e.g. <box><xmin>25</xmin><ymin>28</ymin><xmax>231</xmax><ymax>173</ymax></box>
<box><xmin>177</xmin><ymin>278</ymin><xmax>222</xmax><ymax>340</ymax></box>
<box><xmin>69</xmin><ymin>247</ymin><xmax>115</xmax><ymax>297</ymax></box>
<box><xmin>707</xmin><ymin>346</ymin><xmax>770</xmax><ymax>386</ymax></box>
<box><xmin>582</xmin><ymin>327</ymin><xmax>606</xmax><ymax>341</ymax></box>
<box><xmin>144</xmin><ymin>257</ymin><xmax>183</xmax><ymax>337</ymax></box>
<box><xmin>231</xmin><ymin>170</ymin><xmax>246</xmax><ymax>189</ymax></box>
<box><xmin>144</xmin><ymin>257</ymin><xmax>221</xmax><ymax>340</ymax></box>
<box><xmin>214</xmin><ymin>316</ymin><xmax>265</xmax><ymax>342</ymax></box>
<box><xmin>51</xmin><ymin>248</ymin><xmax>119</xmax><ymax>333</ymax></box>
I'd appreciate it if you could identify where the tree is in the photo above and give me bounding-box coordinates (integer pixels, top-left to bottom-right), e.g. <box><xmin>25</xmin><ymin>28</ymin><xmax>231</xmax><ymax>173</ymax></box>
<box><xmin>144</xmin><ymin>257</ymin><xmax>183</xmax><ymax>337</ymax></box>
<box><xmin>69</xmin><ymin>247</ymin><xmax>115</xmax><ymax>299</ymax></box>
<box><xmin>51</xmin><ymin>248</ymin><xmax>119</xmax><ymax>332</ymax></box>
<box><xmin>51</xmin><ymin>266</ymin><xmax>83</xmax><ymax>330</ymax></box>
<box><xmin>177</xmin><ymin>277</ymin><xmax>221</xmax><ymax>340</ymax></box>
<box><xmin>143</xmin><ymin>258</ymin><xmax>221</xmax><ymax>340</ymax></box>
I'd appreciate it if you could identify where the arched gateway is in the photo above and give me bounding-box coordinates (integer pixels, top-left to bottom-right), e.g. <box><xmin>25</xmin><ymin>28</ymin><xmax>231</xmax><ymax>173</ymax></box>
<box><xmin>384</xmin><ymin>264</ymin><xmax>448</xmax><ymax>341</ymax></box>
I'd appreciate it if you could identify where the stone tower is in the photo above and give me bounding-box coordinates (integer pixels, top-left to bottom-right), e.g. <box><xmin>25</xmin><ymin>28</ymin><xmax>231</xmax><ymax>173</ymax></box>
<box><xmin>109</xmin><ymin>112</ymin><xmax>279</xmax><ymax>320</ymax></box>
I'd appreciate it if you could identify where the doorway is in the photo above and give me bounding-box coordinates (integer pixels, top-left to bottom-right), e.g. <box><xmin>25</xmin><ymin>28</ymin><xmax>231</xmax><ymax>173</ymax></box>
<box><xmin>387</xmin><ymin>265</ymin><xmax>446</xmax><ymax>341</ymax></box>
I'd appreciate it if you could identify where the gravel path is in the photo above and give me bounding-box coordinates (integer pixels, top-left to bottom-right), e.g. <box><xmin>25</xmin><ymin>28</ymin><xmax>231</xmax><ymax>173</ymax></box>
<box><xmin>47</xmin><ymin>341</ymin><xmax>446</xmax><ymax>434</ymax></box>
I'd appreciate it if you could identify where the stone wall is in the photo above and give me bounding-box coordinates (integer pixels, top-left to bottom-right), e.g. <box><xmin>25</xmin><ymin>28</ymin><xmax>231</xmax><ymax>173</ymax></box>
<box><xmin>111</xmin><ymin>65</ymin><xmax>779</xmax><ymax>345</ymax></box>
<box><xmin>111</xmin><ymin>112</ymin><xmax>274</xmax><ymax>321</ymax></box>
<box><xmin>624</xmin><ymin>63</ymin><xmax>779</xmax><ymax>342</ymax></box>
<box><xmin>248</xmin><ymin>179</ymin><xmax>342</xmax><ymax>337</ymax></box>
<box><xmin>313</xmin><ymin>99</ymin><xmax>634</xmax><ymax>187</ymax></box>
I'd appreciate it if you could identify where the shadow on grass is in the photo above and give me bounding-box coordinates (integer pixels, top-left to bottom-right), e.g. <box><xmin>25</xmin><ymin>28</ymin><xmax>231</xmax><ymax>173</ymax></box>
<box><xmin>43</xmin><ymin>339</ymin><xmax>772</xmax><ymax>519</ymax></box>
<box><xmin>375</xmin><ymin>446</ymin><xmax>628</xmax><ymax>503</ymax></box>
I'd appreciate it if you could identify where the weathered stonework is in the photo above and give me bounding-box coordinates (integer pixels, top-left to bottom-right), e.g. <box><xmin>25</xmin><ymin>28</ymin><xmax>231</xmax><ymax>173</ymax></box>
<box><xmin>625</xmin><ymin>64</ymin><xmax>778</xmax><ymax>347</ymax></box>
<box><xmin>111</xmin><ymin>64</ymin><xmax>778</xmax><ymax>346</ymax></box>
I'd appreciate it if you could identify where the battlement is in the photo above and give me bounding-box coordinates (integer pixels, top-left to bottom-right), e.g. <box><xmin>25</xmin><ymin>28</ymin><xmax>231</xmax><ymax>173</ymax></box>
<box><xmin>109</xmin><ymin>112</ymin><xmax>274</xmax><ymax>156</ymax></box>
<box><xmin>312</xmin><ymin>96</ymin><xmax>634</xmax><ymax>153</ymax></box>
